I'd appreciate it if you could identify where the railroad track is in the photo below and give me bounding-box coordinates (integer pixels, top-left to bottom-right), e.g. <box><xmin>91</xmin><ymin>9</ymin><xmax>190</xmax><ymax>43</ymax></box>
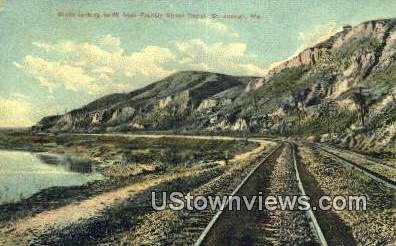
<box><xmin>316</xmin><ymin>143</ymin><xmax>396</xmax><ymax>169</ymax></box>
<box><xmin>313</xmin><ymin>144</ymin><xmax>396</xmax><ymax>190</ymax></box>
<box><xmin>290</xmin><ymin>143</ymin><xmax>327</xmax><ymax>246</ymax></box>
<box><xmin>193</xmin><ymin>143</ymin><xmax>283</xmax><ymax>245</ymax></box>
<box><xmin>192</xmin><ymin>142</ymin><xmax>326</xmax><ymax>246</ymax></box>
<box><xmin>163</xmin><ymin>144</ymin><xmax>282</xmax><ymax>245</ymax></box>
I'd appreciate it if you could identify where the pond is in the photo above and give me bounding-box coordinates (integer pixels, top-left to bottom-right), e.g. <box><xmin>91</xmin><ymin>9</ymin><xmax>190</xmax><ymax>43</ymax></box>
<box><xmin>0</xmin><ymin>149</ymin><xmax>103</xmax><ymax>205</ymax></box>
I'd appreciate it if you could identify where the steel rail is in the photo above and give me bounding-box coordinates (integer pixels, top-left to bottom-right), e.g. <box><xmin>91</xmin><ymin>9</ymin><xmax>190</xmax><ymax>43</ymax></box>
<box><xmin>314</xmin><ymin>144</ymin><xmax>396</xmax><ymax>190</ymax></box>
<box><xmin>290</xmin><ymin>143</ymin><xmax>328</xmax><ymax>246</ymax></box>
<box><xmin>194</xmin><ymin>143</ymin><xmax>283</xmax><ymax>246</ymax></box>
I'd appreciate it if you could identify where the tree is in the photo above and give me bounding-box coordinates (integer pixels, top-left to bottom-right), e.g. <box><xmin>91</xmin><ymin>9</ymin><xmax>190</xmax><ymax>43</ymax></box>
<box><xmin>251</xmin><ymin>94</ymin><xmax>259</xmax><ymax>112</ymax></box>
<box><xmin>279</xmin><ymin>118</ymin><xmax>287</xmax><ymax>136</ymax></box>
<box><xmin>292</xmin><ymin>100</ymin><xmax>302</xmax><ymax>129</ymax></box>
<box><xmin>318</xmin><ymin>100</ymin><xmax>338</xmax><ymax>139</ymax></box>
<box><xmin>263</xmin><ymin>114</ymin><xmax>270</xmax><ymax>128</ymax></box>
<box><xmin>350</xmin><ymin>87</ymin><xmax>371</xmax><ymax>127</ymax></box>
<box><xmin>292</xmin><ymin>88</ymin><xmax>311</xmax><ymax>129</ymax></box>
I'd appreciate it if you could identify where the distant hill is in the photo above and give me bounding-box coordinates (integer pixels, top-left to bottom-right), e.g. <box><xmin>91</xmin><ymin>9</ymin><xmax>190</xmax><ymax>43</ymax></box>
<box><xmin>34</xmin><ymin>18</ymin><xmax>396</xmax><ymax>156</ymax></box>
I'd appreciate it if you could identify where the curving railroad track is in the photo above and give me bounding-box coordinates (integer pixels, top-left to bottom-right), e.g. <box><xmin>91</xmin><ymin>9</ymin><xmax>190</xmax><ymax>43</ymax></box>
<box><xmin>312</xmin><ymin>143</ymin><xmax>396</xmax><ymax>190</ymax></box>
<box><xmin>192</xmin><ymin>142</ymin><xmax>326</xmax><ymax>246</ymax></box>
<box><xmin>181</xmin><ymin>140</ymin><xmax>395</xmax><ymax>245</ymax></box>
<box><xmin>6</xmin><ymin>133</ymin><xmax>392</xmax><ymax>244</ymax></box>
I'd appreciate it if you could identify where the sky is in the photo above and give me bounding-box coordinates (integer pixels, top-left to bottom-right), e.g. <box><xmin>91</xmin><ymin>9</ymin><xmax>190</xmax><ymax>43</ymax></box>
<box><xmin>0</xmin><ymin>0</ymin><xmax>395</xmax><ymax>127</ymax></box>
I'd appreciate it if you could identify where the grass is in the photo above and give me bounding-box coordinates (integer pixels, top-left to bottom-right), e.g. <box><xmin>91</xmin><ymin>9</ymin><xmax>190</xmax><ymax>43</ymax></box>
<box><xmin>0</xmin><ymin>131</ymin><xmax>258</xmax><ymax>172</ymax></box>
<box><xmin>298</xmin><ymin>146</ymin><xmax>395</xmax><ymax>245</ymax></box>
<box><xmin>122</xmin><ymin>140</ymin><xmax>275</xmax><ymax>245</ymax></box>
<box><xmin>0</xmin><ymin>130</ymin><xmax>260</xmax><ymax>225</ymax></box>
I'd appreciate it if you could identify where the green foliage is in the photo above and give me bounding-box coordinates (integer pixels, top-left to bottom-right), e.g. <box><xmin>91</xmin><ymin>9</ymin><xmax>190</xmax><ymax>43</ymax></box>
<box><xmin>84</xmin><ymin>93</ymin><xmax>128</xmax><ymax>111</ymax></box>
<box><xmin>365</xmin><ymin>63</ymin><xmax>396</xmax><ymax>87</ymax></box>
<box><xmin>262</xmin><ymin>66</ymin><xmax>309</xmax><ymax>98</ymax></box>
<box><xmin>0</xmin><ymin>133</ymin><xmax>259</xmax><ymax>167</ymax></box>
<box><xmin>282</xmin><ymin>105</ymin><xmax>358</xmax><ymax>137</ymax></box>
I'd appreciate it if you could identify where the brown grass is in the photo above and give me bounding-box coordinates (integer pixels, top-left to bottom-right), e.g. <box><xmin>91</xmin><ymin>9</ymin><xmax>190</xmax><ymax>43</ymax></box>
<box><xmin>299</xmin><ymin>146</ymin><xmax>395</xmax><ymax>245</ymax></box>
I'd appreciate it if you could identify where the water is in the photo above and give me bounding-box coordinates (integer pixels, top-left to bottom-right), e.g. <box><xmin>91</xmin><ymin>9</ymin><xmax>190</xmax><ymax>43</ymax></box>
<box><xmin>0</xmin><ymin>150</ymin><xmax>103</xmax><ymax>204</ymax></box>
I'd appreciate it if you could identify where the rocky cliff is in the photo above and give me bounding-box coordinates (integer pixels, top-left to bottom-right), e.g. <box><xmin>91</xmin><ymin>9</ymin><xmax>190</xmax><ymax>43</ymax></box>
<box><xmin>34</xmin><ymin>18</ymin><xmax>396</xmax><ymax>153</ymax></box>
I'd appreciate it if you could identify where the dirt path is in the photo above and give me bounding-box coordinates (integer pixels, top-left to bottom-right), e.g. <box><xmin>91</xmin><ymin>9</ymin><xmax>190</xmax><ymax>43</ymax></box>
<box><xmin>0</xmin><ymin>136</ymin><xmax>273</xmax><ymax>245</ymax></box>
<box><xmin>0</xmin><ymin>169</ymin><xmax>208</xmax><ymax>244</ymax></box>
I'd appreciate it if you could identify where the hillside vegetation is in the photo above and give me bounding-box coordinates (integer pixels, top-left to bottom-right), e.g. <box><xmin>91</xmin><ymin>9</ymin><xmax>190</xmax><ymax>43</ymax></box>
<box><xmin>34</xmin><ymin>19</ymin><xmax>396</xmax><ymax>157</ymax></box>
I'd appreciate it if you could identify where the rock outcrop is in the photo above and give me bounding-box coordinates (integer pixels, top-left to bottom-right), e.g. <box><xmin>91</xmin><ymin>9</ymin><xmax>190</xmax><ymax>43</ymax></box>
<box><xmin>34</xmin><ymin>18</ymin><xmax>396</xmax><ymax>150</ymax></box>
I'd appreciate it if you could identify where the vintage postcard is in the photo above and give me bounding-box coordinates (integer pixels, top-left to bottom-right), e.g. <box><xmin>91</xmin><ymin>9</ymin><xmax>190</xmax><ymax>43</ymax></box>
<box><xmin>0</xmin><ymin>0</ymin><xmax>395</xmax><ymax>245</ymax></box>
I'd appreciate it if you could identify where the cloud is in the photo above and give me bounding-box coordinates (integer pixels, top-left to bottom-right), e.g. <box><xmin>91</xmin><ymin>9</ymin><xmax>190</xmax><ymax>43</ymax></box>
<box><xmin>176</xmin><ymin>39</ymin><xmax>266</xmax><ymax>76</ymax></box>
<box><xmin>14</xmin><ymin>56</ymin><xmax>94</xmax><ymax>93</ymax></box>
<box><xmin>16</xmin><ymin>35</ymin><xmax>266</xmax><ymax>97</ymax></box>
<box><xmin>177</xmin><ymin>39</ymin><xmax>247</xmax><ymax>58</ymax></box>
<box><xmin>98</xmin><ymin>34</ymin><xmax>122</xmax><ymax>53</ymax></box>
<box><xmin>262</xmin><ymin>22</ymin><xmax>341</xmax><ymax>74</ymax></box>
<box><xmin>198</xmin><ymin>19</ymin><xmax>239</xmax><ymax>37</ymax></box>
<box><xmin>294</xmin><ymin>21</ymin><xmax>340</xmax><ymax>55</ymax></box>
<box><xmin>0</xmin><ymin>95</ymin><xmax>33</xmax><ymax>127</ymax></box>
<box><xmin>17</xmin><ymin>35</ymin><xmax>176</xmax><ymax>95</ymax></box>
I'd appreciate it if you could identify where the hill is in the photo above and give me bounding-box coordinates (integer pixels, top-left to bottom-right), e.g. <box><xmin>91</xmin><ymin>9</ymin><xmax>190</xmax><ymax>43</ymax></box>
<box><xmin>34</xmin><ymin>18</ymin><xmax>396</xmax><ymax>156</ymax></box>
